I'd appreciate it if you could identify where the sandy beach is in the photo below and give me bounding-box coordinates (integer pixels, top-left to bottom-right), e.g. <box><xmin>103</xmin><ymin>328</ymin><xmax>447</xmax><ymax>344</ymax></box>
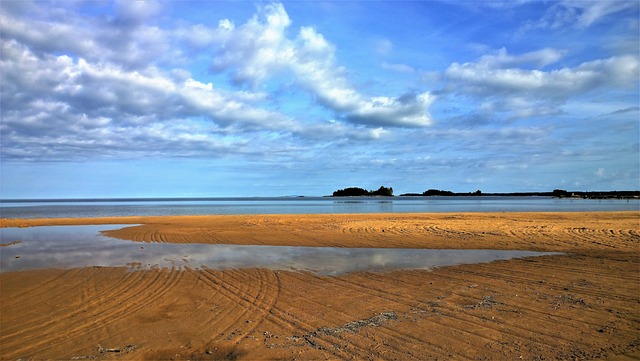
<box><xmin>1</xmin><ymin>212</ymin><xmax>638</xmax><ymax>360</ymax></box>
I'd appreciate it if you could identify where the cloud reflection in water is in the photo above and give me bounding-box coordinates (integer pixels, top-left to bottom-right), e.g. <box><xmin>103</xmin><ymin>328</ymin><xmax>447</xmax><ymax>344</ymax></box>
<box><xmin>0</xmin><ymin>225</ymin><xmax>561</xmax><ymax>275</ymax></box>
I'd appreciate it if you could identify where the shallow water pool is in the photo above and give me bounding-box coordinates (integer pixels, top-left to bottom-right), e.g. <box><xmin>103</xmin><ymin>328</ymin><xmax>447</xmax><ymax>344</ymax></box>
<box><xmin>0</xmin><ymin>225</ymin><xmax>562</xmax><ymax>275</ymax></box>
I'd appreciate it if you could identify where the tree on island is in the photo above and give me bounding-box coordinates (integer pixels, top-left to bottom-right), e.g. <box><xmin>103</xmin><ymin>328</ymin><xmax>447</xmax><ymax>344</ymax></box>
<box><xmin>332</xmin><ymin>186</ymin><xmax>393</xmax><ymax>197</ymax></box>
<box><xmin>422</xmin><ymin>189</ymin><xmax>454</xmax><ymax>196</ymax></box>
<box><xmin>332</xmin><ymin>187</ymin><xmax>369</xmax><ymax>197</ymax></box>
<box><xmin>372</xmin><ymin>186</ymin><xmax>393</xmax><ymax>196</ymax></box>
<box><xmin>552</xmin><ymin>189</ymin><xmax>570</xmax><ymax>197</ymax></box>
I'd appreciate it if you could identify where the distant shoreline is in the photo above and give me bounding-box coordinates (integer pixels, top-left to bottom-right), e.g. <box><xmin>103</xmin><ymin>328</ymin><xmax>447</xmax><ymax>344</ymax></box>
<box><xmin>398</xmin><ymin>190</ymin><xmax>640</xmax><ymax>199</ymax></box>
<box><xmin>2</xmin><ymin>190</ymin><xmax>639</xmax><ymax>203</ymax></box>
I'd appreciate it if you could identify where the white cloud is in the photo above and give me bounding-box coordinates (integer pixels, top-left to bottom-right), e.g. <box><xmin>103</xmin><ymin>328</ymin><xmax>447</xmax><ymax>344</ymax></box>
<box><xmin>0</xmin><ymin>38</ymin><xmax>297</xmax><ymax>160</ymax></box>
<box><xmin>445</xmin><ymin>48</ymin><xmax>639</xmax><ymax>120</ymax></box>
<box><xmin>0</xmin><ymin>37</ymin><xmax>390</xmax><ymax>162</ymax></box>
<box><xmin>3</xmin><ymin>0</ymin><xmax>436</xmax><ymax>166</ymax></box>
<box><xmin>210</xmin><ymin>4</ymin><xmax>434</xmax><ymax>127</ymax></box>
<box><xmin>115</xmin><ymin>0</ymin><xmax>161</xmax><ymax>25</ymax></box>
<box><xmin>211</xmin><ymin>3</ymin><xmax>294</xmax><ymax>86</ymax></box>
<box><xmin>0</xmin><ymin>6</ymin><xmax>182</xmax><ymax>69</ymax></box>
<box><xmin>447</xmin><ymin>54</ymin><xmax>638</xmax><ymax>94</ymax></box>
<box><xmin>474</xmin><ymin>47</ymin><xmax>566</xmax><ymax>69</ymax></box>
<box><xmin>344</xmin><ymin>93</ymin><xmax>435</xmax><ymax>127</ymax></box>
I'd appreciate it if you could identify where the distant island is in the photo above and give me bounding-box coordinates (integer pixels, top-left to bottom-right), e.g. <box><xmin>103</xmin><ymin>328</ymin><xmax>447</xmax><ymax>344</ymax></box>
<box><xmin>332</xmin><ymin>186</ymin><xmax>393</xmax><ymax>197</ymax></box>
<box><xmin>331</xmin><ymin>187</ymin><xmax>639</xmax><ymax>199</ymax></box>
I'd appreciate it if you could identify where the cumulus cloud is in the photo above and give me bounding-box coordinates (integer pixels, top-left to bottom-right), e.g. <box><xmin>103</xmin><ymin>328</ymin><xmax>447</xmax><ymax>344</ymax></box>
<box><xmin>210</xmin><ymin>3</ymin><xmax>434</xmax><ymax>127</ymax></box>
<box><xmin>447</xmin><ymin>55</ymin><xmax>639</xmax><ymax>94</ymax></box>
<box><xmin>2</xmin><ymin>2</ymin><xmax>408</xmax><ymax>162</ymax></box>
<box><xmin>2</xmin><ymin>38</ymin><xmax>289</xmax><ymax>126</ymax></box>
<box><xmin>0</xmin><ymin>36</ymin><xmax>295</xmax><ymax>160</ymax></box>
<box><xmin>0</xmin><ymin>4</ymin><xmax>182</xmax><ymax>70</ymax></box>
<box><xmin>210</xmin><ymin>3</ymin><xmax>293</xmax><ymax>86</ymax></box>
<box><xmin>445</xmin><ymin>48</ymin><xmax>639</xmax><ymax>120</ymax></box>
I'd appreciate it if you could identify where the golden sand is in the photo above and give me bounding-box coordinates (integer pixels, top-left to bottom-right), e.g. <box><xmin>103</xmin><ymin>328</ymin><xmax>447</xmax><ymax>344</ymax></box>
<box><xmin>1</xmin><ymin>212</ymin><xmax>638</xmax><ymax>360</ymax></box>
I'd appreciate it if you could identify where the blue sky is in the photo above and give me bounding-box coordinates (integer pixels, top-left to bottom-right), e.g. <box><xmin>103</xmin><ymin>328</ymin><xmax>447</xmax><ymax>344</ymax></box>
<box><xmin>1</xmin><ymin>0</ymin><xmax>638</xmax><ymax>198</ymax></box>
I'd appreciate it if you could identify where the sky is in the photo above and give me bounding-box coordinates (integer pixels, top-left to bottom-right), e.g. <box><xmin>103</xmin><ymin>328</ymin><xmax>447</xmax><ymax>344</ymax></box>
<box><xmin>1</xmin><ymin>0</ymin><xmax>639</xmax><ymax>198</ymax></box>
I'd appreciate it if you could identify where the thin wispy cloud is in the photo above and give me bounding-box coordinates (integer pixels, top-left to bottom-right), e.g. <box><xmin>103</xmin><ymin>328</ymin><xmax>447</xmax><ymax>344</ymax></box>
<box><xmin>526</xmin><ymin>0</ymin><xmax>639</xmax><ymax>30</ymax></box>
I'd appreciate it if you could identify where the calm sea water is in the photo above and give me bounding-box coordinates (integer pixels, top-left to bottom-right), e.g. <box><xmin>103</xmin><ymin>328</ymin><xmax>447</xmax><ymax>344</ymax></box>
<box><xmin>0</xmin><ymin>196</ymin><xmax>638</xmax><ymax>219</ymax></box>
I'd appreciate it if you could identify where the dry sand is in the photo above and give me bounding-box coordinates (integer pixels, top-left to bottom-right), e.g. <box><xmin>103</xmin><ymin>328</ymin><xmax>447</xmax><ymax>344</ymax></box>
<box><xmin>0</xmin><ymin>212</ymin><xmax>638</xmax><ymax>360</ymax></box>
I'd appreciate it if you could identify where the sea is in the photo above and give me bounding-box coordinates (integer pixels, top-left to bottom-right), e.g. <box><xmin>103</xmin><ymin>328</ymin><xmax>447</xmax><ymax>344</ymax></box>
<box><xmin>1</xmin><ymin>196</ymin><xmax>638</xmax><ymax>219</ymax></box>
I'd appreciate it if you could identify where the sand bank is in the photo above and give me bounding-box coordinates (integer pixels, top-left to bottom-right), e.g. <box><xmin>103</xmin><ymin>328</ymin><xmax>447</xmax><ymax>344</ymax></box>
<box><xmin>2</xmin><ymin>211</ymin><xmax>639</xmax><ymax>252</ymax></box>
<box><xmin>1</xmin><ymin>212</ymin><xmax>638</xmax><ymax>360</ymax></box>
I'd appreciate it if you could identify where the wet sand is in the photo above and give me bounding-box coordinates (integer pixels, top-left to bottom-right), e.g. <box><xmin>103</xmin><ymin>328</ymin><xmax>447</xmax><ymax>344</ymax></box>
<box><xmin>1</xmin><ymin>212</ymin><xmax>638</xmax><ymax>360</ymax></box>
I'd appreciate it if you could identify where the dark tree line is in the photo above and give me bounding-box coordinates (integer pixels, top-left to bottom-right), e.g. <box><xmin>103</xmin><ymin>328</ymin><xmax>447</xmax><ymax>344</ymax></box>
<box><xmin>332</xmin><ymin>186</ymin><xmax>394</xmax><ymax>197</ymax></box>
<box><xmin>331</xmin><ymin>185</ymin><xmax>638</xmax><ymax>199</ymax></box>
<box><xmin>399</xmin><ymin>188</ymin><xmax>638</xmax><ymax>199</ymax></box>
<box><xmin>400</xmin><ymin>189</ymin><xmax>481</xmax><ymax>196</ymax></box>
<box><xmin>422</xmin><ymin>189</ymin><xmax>454</xmax><ymax>196</ymax></box>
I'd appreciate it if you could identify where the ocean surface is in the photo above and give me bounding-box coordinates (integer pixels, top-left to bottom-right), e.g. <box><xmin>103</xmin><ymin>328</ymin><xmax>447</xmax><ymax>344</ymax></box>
<box><xmin>1</xmin><ymin>196</ymin><xmax>638</xmax><ymax>218</ymax></box>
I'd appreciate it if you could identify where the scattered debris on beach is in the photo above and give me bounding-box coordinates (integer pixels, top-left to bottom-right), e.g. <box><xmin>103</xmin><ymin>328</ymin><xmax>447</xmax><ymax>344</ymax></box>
<box><xmin>463</xmin><ymin>295</ymin><xmax>499</xmax><ymax>309</ymax></box>
<box><xmin>276</xmin><ymin>311</ymin><xmax>398</xmax><ymax>350</ymax></box>
<box><xmin>97</xmin><ymin>344</ymin><xmax>138</xmax><ymax>354</ymax></box>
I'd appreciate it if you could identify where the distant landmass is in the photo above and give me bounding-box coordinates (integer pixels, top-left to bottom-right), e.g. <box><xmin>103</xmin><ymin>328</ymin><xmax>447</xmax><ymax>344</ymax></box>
<box><xmin>401</xmin><ymin>189</ymin><xmax>639</xmax><ymax>199</ymax></box>
<box><xmin>331</xmin><ymin>187</ymin><xmax>639</xmax><ymax>199</ymax></box>
<box><xmin>332</xmin><ymin>186</ymin><xmax>393</xmax><ymax>197</ymax></box>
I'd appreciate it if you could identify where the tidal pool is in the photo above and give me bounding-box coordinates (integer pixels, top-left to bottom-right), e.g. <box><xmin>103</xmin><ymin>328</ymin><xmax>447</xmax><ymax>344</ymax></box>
<box><xmin>0</xmin><ymin>225</ymin><xmax>562</xmax><ymax>275</ymax></box>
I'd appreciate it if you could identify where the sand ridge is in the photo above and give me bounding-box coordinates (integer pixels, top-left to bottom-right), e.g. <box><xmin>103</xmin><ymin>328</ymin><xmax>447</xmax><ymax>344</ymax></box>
<box><xmin>1</xmin><ymin>212</ymin><xmax>639</xmax><ymax>360</ymax></box>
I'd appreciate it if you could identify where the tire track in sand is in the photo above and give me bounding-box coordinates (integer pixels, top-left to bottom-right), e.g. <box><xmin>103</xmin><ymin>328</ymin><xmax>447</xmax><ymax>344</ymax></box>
<box><xmin>275</xmin><ymin>271</ymin><xmax>469</xmax><ymax>360</ymax></box>
<box><xmin>258</xmin><ymin>272</ymin><xmax>398</xmax><ymax>360</ymax></box>
<box><xmin>415</xmin><ymin>255</ymin><xmax>640</xmax><ymax>352</ymax></box>
<box><xmin>318</xmin><ymin>272</ymin><xmax>510</xmax><ymax>359</ymax></box>
<box><xmin>1</xmin><ymin>268</ymin><xmax>184</xmax><ymax>359</ymax></box>
<box><xmin>198</xmin><ymin>269</ymin><xmax>399</xmax><ymax>360</ymax></box>
<box><xmin>197</xmin><ymin>268</ymin><xmax>281</xmax><ymax>343</ymax></box>
<box><xmin>425</xmin><ymin>269</ymin><xmax>604</xmax><ymax>350</ymax></box>
<box><xmin>1</xmin><ymin>268</ymin><xmax>152</xmax><ymax>341</ymax></box>
<box><xmin>442</xmin><ymin>259</ymin><xmax>640</xmax><ymax>339</ymax></box>
<box><xmin>319</xmin><ymin>264</ymin><xmax>612</xmax><ymax>358</ymax></box>
<box><xmin>562</xmin><ymin>227</ymin><xmax>640</xmax><ymax>249</ymax></box>
<box><xmin>0</xmin><ymin>268</ymin><xmax>97</xmax><ymax>323</ymax></box>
